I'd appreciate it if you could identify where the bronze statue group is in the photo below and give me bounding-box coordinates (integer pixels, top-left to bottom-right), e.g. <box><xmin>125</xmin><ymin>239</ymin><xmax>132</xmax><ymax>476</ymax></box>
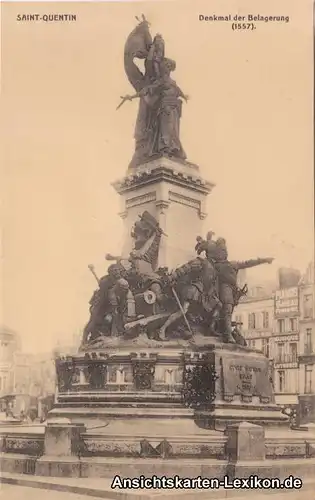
<box><xmin>81</xmin><ymin>18</ymin><xmax>273</xmax><ymax>348</ymax></box>
<box><xmin>81</xmin><ymin>211</ymin><xmax>273</xmax><ymax>348</ymax></box>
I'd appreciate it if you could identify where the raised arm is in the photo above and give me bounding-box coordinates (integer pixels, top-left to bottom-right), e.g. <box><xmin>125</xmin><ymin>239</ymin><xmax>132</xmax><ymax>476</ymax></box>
<box><xmin>177</xmin><ymin>86</ymin><xmax>189</xmax><ymax>102</ymax></box>
<box><xmin>233</xmin><ymin>257</ymin><xmax>274</xmax><ymax>270</ymax></box>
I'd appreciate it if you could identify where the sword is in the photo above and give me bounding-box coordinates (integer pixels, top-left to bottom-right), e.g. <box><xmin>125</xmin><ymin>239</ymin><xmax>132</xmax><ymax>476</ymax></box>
<box><xmin>171</xmin><ymin>286</ymin><xmax>194</xmax><ymax>340</ymax></box>
<box><xmin>116</xmin><ymin>95</ymin><xmax>135</xmax><ymax>110</ymax></box>
<box><xmin>88</xmin><ymin>264</ymin><xmax>100</xmax><ymax>285</ymax></box>
<box><xmin>116</xmin><ymin>96</ymin><xmax>129</xmax><ymax>110</ymax></box>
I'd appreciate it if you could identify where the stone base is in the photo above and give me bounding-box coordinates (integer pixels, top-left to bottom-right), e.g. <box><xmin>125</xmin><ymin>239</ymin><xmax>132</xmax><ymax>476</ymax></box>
<box><xmin>35</xmin><ymin>456</ymin><xmax>81</xmax><ymax>478</ymax></box>
<box><xmin>1</xmin><ymin>424</ymin><xmax>315</xmax><ymax>479</ymax></box>
<box><xmin>53</xmin><ymin>339</ymin><xmax>288</xmax><ymax>431</ymax></box>
<box><xmin>0</xmin><ymin>453</ymin><xmax>37</xmax><ymax>475</ymax></box>
<box><xmin>196</xmin><ymin>403</ymin><xmax>288</xmax><ymax>431</ymax></box>
<box><xmin>2</xmin><ymin>455</ymin><xmax>315</xmax><ymax>482</ymax></box>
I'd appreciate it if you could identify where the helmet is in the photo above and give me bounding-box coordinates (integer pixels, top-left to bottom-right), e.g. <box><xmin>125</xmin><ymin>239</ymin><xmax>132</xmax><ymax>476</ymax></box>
<box><xmin>116</xmin><ymin>278</ymin><xmax>129</xmax><ymax>290</ymax></box>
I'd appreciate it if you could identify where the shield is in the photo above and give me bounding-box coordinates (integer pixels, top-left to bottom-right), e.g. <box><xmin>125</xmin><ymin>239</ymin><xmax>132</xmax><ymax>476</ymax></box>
<box><xmin>143</xmin><ymin>290</ymin><xmax>156</xmax><ymax>304</ymax></box>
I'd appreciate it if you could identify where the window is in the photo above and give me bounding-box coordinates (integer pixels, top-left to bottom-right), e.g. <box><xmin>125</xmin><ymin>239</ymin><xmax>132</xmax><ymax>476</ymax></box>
<box><xmin>289</xmin><ymin>343</ymin><xmax>297</xmax><ymax>362</ymax></box>
<box><xmin>262</xmin><ymin>311</ymin><xmax>269</xmax><ymax>329</ymax></box>
<box><xmin>262</xmin><ymin>338</ymin><xmax>270</xmax><ymax>358</ymax></box>
<box><xmin>305</xmin><ymin>365</ymin><xmax>313</xmax><ymax>394</ymax></box>
<box><xmin>303</xmin><ymin>294</ymin><xmax>313</xmax><ymax>319</ymax></box>
<box><xmin>276</xmin><ymin>342</ymin><xmax>286</xmax><ymax>362</ymax></box>
<box><xmin>248</xmin><ymin>313</ymin><xmax>256</xmax><ymax>329</ymax></box>
<box><xmin>305</xmin><ymin>329</ymin><xmax>313</xmax><ymax>354</ymax></box>
<box><xmin>235</xmin><ymin>314</ymin><xmax>242</xmax><ymax>325</ymax></box>
<box><xmin>277</xmin><ymin>342</ymin><xmax>285</xmax><ymax>360</ymax></box>
<box><xmin>277</xmin><ymin>319</ymin><xmax>285</xmax><ymax>333</ymax></box>
<box><xmin>278</xmin><ymin>370</ymin><xmax>285</xmax><ymax>392</ymax></box>
<box><xmin>289</xmin><ymin>318</ymin><xmax>297</xmax><ymax>332</ymax></box>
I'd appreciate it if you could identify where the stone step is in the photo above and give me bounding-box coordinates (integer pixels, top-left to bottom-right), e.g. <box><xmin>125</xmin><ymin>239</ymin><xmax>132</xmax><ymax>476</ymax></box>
<box><xmin>54</xmin><ymin>401</ymin><xmax>185</xmax><ymax>407</ymax></box>
<box><xmin>1</xmin><ymin>472</ymin><xmax>315</xmax><ymax>500</ymax></box>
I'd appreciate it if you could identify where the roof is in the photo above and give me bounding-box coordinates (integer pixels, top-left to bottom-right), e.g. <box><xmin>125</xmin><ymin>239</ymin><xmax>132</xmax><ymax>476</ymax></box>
<box><xmin>0</xmin><ymin>393</ymin><xmax>32</xmax><ymax>400</ymax></box>
<box><xmin>0</xmin><ymin>326</ymin><xmax>18</xmax><ymax>336</ymax></box>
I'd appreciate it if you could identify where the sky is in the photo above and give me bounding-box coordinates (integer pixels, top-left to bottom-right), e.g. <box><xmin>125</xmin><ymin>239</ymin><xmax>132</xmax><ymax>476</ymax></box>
<box><xmin>1</xmin><ymin>0</ymin><xmax>314</xmax><ymax>352</ymax></box>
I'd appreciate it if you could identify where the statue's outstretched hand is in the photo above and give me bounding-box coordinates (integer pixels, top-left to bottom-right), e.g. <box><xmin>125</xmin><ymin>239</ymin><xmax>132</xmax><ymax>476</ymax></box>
<box><xmin>266</xmin><ymin>257</ymin><xmax>274</xmax><ymax>264</ymax></box>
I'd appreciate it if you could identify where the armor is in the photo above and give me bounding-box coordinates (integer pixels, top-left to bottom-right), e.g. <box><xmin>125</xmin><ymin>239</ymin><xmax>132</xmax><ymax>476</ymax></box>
<box><xmin>215</xmin><ymin>257</ymin><xmax>273</xmax><ymax>342</ymax></box>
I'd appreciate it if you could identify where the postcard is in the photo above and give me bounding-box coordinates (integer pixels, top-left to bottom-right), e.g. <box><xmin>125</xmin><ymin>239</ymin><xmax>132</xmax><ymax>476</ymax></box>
<box><xmin>1</xmin><ymin>0</ymin><xmax>314</xmax><ymax>498</ymax></box>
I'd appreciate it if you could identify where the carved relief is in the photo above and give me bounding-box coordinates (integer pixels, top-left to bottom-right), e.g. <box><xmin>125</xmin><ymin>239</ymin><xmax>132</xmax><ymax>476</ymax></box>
<box><xmin>139</xmin><ymin>439</ymin><xmax>172</xmax><ymax>458</ymax></box>
<box><xmin>182</xmin><ymin>357</ymin><xmax>218</xmax><ymax>408</ymax></box>
<box><xmin>55</xmin><ymin>358</ymin><xmax>75</xmax><ymax>392</ymax></box>
<box><xmin>131</xmin><ymin>358</ymin><xmax>156</xmax><ymax>390</ymax></box>
<box><xmin>169</xmin><ymin>191</ymin><xmax>201</xmax><ymax>211</ymax></box>
<box><xmin>87</xmin><ymin>362</ymin><xmax>106</xmax><ymax>389</ymax></box>
<box><xmin>126</xmin><ymin>192</ymin><xmax>156</xmax><ymax>209</ymax></box>
<box><xmin>5</xmin><ymin>438</ymin><xmax>44</xmax><ymax>455</ymax></box>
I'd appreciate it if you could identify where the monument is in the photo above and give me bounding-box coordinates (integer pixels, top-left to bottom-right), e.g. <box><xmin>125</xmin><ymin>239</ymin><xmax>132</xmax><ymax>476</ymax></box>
<box><xmin>2</xmin><ymin>16</ymin><xmax>315</xmax><ymax>484</ymax></box>
<box><xmin>50</xmin><ymin>15</ymin><xmax>286</xmax><ymax>433</ymax></box>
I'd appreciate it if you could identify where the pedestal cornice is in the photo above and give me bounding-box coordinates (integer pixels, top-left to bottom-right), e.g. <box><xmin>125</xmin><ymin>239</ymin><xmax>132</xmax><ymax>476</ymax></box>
<box><xmin>112</xmin><ymin>157</ymin><xmax>215</xmax><ymax>196</ymax></box>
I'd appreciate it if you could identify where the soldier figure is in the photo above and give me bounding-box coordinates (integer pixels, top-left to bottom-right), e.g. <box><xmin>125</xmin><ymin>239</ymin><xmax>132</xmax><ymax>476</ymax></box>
<box><xmin>82</xmin><ymin>263</ymin><xmax>127</xmax><ymax>345</ymax></box>
<box><xmin>215</xmin><ymin>252</ymin><xmax>274</xmax><ymax>343</ymax></box>
<box><xmin>196</xmin><ymin>231</ymin><xmax>273</xmax><ymax>343</ymax></box>
<box><xmin>195</xmin><ymin>231</ymin><xmax>228</xmax><ymax>262</ymax></box>
<box><xmin>128</xmin><ymin>211</ymin><xmax>166</xmax><ymax>310</ymax></box>
<box><xmin>158</xmin><ymin>257</ymin><xmax>221</xmax><ymax>340</ymax></box>
<box><xmin>107</xmin><ymin>278</ymin><xmax>131</xmax><ymax>336</ymax></box>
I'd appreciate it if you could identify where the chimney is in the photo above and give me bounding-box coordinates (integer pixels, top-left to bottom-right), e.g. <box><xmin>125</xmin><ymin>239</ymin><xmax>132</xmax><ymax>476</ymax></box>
<box><xmin>278</xmin><ymin>267</ymin><xmax>301</xmax><ymax>289</ymax></box>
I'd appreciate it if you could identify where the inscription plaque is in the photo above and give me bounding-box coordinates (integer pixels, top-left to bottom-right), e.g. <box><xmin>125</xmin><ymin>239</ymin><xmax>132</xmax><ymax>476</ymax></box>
<box><xmin>221</xmin><ymin>355</ymin><xmax>272</xmax><ymax>401</ymax></box>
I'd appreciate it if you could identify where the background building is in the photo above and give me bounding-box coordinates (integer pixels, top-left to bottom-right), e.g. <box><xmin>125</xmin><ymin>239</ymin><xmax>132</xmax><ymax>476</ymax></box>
<box><xmin>13</xmin><ymin>351</ymin><xmax>56</xmax><ymax>398</ymax></box>
<box><xmin>297</xmin><ymin>262</ymin><xmax>315</xmax><ymax>423</ymax></box>
<box><xmin>0</xmin><ymin>326</ymin><xmax>20</xmax><ymax>397</ymax></box>
<box><xmin>233</xmin><ymin>265</ymin><xmax>314</xmax><ymax>411</ymax></box>
<box><xmin>234</xmin><ymin>286</ymin><xmax>274</xmax><ymax>357</ymax></box>
<box><xmin>273</xmin><ymin>283</ymin><xmax>300</xmax><ymax>406</ymax></box>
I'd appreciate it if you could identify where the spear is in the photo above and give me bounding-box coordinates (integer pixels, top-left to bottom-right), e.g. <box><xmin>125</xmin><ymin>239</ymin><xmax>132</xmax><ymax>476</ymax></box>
<box><xmin>87</xmin><ymin>264</ymin><xmax>100</xmax><ymax>285</ymax></box>
<box><xmin>171</xmin><ymin>286</ymin><xmax>194</xmax><ymax>339</ymax></box>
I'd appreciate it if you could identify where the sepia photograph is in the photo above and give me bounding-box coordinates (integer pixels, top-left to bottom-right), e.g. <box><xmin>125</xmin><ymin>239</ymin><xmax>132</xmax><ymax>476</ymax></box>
<box><xmin>0</xmin><ymin>0</ymin><xmax>314</xmax><ymax>498</ymax></box>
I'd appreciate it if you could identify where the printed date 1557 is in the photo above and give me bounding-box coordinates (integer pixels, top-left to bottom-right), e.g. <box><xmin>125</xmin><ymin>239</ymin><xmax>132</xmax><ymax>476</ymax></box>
<box><xmin>232</xmin><ymin>23</ymin><xmax>256</xmax><ymax>30</ymax></box>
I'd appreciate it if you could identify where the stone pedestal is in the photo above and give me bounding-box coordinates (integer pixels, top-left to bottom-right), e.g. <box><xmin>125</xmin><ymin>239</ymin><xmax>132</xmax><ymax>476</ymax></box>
<box><xmin>50</xmin><ymin>338</ymin><xmax>288</xmax><ymax>442</ymax></box>
<box><xmin>35</xmin><ymin>419</ymin><xmax>86</xmax><ymax>477</ymax></box>
<box><xmin>225</xmin><ymin>422</ymin><xmax>267</xmax><ymax>479</ymax></box>
<box><xmin>43</xmin><ymin>420</ymin><xmax>86</xmax><ymax>457</ymax></box>
<box><xmin>194</xmin><ymin>345</ymin><xmax>289</xmax><ymax>431</ymax></box>
<box><xmin>112</xmin><ymin>157</ymin><xmax>214</xmax><ymax>269</ymax></box>
<box><xmin>226</xmin><ymin>422</ymin><xmax>265</xmax><ymax>462</ymax></box>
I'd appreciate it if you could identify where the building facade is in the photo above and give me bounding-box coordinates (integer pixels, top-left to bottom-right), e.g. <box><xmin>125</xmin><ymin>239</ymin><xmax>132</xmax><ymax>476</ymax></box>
<box><xmin>13</xmin><ymin>352</ymin><xmax>56</xmax><ymax>398</ymax></box>
<box><xmin>233</xmin><ymin>286</ymin><xmax>300</xmax><ymax>407</ymax></box>
<box><xmin>272</xmin><ymin>285</ymin><xmax>300</xmax><ymax>406</ymax></box>
<box><xmin>297</xmin><ymin>262</ymin><xmax>315</xmax><ymax>423</ymax></box>
<box><xmin>233</xmin><ymin>263</ymin><xmax>315</xmax><ymax>413</ymax></box>
<box><xmin>234</xmin><ymin>287</ymin><xmax>274</xmax><ymax>357</ymax></box>
<box><xmin>0</xmin><ymin>326</ymin><xmax>20</xmax><ymax>396</ymax></box>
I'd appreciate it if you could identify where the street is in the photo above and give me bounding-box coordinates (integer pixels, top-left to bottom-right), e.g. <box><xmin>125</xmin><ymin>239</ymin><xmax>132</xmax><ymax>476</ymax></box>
<box><xmin>0</xmin><ymin>483</ymin><xmax>314</xmax><ymax>500</ymax></box>
<box><xmin>0</xmin><ymin>484</ymin><xmax>112</xmax><ymax>500</ymax></box>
